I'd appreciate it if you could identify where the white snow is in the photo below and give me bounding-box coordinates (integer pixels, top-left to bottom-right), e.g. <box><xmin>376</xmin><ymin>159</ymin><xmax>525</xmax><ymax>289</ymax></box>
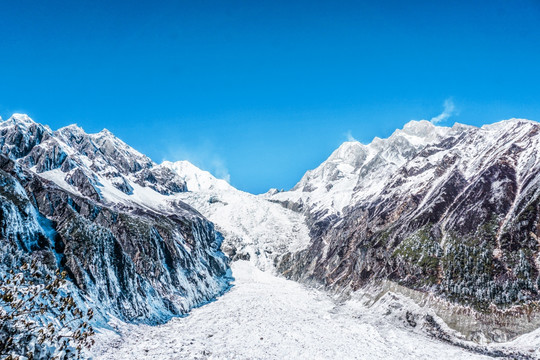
<box><xmin>89</xmin><ymin>261</ymin><xmax>496</xmax><ymax>360</ymax></box>
<box><xmin>269</xmin><ymin>117</ymin><xmax>540</xmax><ymax>235</ymax></box>
<box><xmin>267</xmin><ymin>120</ymin><xmax>464</xmax><ymax>217</ymax></box>
<box><xmin>38</xmin><ymin>168</ymin><xmax>85</xmax><ymax>197</ymax></box>
<box><xmin>162</xmin><ymin>160</ymin><xmax>233</xmax><ymax>192</ymax></box>
<box><xmin>161</xmin><ymin>160</ymin><xmax>311</xmax><ymax>270</ymax></box>
<box><xmin>7</xmin><ymin>114</ymin><xmax>540</xmax><ymax>358</ymax></box>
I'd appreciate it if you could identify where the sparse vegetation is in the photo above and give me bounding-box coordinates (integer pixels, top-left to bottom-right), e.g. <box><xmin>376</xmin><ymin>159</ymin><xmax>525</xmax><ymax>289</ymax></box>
<box><xmin>0</xmin><ymin>260</ymin><xmax>95</xmax><ymax>360</ymax></box>
<box><xmin>391</xmin><ymin>218</ymin><xmax>540</xmax><ymax>312</ymax></box>
<box><xmin>393</xmin><ymin>225</ymin><xmax>442</xmax><ymax>286</ymax></box>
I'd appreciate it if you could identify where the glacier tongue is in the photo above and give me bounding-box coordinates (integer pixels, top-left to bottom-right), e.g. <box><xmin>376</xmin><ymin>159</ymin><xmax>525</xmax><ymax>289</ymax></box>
<box><xmin>90</xmin><ymin>261</ymin><xmax>537</xmax><ymax>360</ymax></box>
<box><xmin>161</xmin><ymin>160</ymin><xmax>312</xmax><ymax>271</ymax></box>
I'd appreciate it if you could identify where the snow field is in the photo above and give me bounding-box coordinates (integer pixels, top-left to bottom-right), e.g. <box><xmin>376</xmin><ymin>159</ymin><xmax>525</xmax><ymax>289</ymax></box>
<box><xmin>90</xmin><ymin>261</ymin><xmax>493</xmax><ymax>360</ymax></box>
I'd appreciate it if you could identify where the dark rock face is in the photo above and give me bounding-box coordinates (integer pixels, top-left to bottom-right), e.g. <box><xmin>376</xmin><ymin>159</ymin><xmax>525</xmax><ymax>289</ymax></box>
<box><xmin>135</xmin><ymin>167</ymin><xmax>188</xmax><ymax>195</ymax></box>
<box><xmin>0</xmin><ymin>115</ymin><xmax>49</xmax><ymax>159</ymax></box>
<box><xmin>30</xmin><ymin>172</ymin><xmax>229</xmax><ymax>321</ymax></box>
<box><xmin>277</xmin><ymin>120</ymin><xmax>540</xmax><ymax>313</ymax></box>
<box><xmin>0</xmin><ymin>117</ymin><xmax>189</xmax><ymax>201</ymax></box>
<box><xmin>0</xmin><ymin>115</ymin><xmax>231</xmax><ymax>323</ymax></box>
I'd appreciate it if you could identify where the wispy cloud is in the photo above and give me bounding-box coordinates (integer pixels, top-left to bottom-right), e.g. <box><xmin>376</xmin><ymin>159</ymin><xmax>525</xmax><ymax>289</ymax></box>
<box><xmin>345</xmin><ymin>130</ymin><xmax>357</xmax><ymax>142</ymax></box>
<box><xmin>210</xmin><ymin>157</ymin><xmax>231</xmax><ymax>183</ymax></box>
<box><xmin>163</xmin><ymin>142</ymin><xmax>231</xmax><ymax>183</ymax></box>
<box><xmin>430</xmin><ymin>98</ymin><xmax>456</xmax><ymax>124</ymax></box>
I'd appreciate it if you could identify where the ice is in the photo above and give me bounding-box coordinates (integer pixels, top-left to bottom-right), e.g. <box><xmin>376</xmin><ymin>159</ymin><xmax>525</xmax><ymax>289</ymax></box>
<box><xmin>90</xmin><ymin>261</ymin><xmax>496</xmax><ymax>360</ymax></box>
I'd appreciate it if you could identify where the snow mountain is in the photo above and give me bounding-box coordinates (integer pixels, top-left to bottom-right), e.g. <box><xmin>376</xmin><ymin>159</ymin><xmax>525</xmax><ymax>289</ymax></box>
<box><xmin>160</xmin><ymin>160</ymin><xmax>311</xmax><ymax>271</ymax></box>
<box><xmin>4</xmin><ymin>113</ymin><xmax>540</xmax><ymax>357</ymax></box>
<box><xmin>0</xmin><ymin>113</ymin><xmax>310</xmax><ymax>324</ymax></box>
<box><xmin>160</xmin><ymin>160</ymin><xmax>233</xmax><ymax>192</ymax></box>
<box><xmin>269</xmin><ymin>120</ymin><xmax>470</xmax><ymax>216</ymax></box>
<box><xmin>270</xmin><ymin>118</ymin><xmax>540</xmax><ymax>342</ymax></box>
<box><xmin>0</xmin><ymin>114</ymin><xmax>231</xmax><ymax>323</ymax></box>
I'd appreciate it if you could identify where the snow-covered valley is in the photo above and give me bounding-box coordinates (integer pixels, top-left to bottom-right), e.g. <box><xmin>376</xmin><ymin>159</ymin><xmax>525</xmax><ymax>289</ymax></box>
<box><xmin>91</xmin><ymin>261</ymin><xmax>535</xmax><ymax>360</ymax></box>
<box><xmin>3</xmin><ymin>114</ymin><xmax>540</xmax><ymax>359</ymax></box>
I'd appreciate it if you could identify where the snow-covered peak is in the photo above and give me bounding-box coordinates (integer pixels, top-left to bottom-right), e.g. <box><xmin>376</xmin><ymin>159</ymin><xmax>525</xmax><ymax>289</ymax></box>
<box><xmin>272</xmin><ymin>119</ymin><xmax>474</xmax><ymax>216</ymax></box>
<box><xmin>386</xmin><ymin>119</ymin><xmax>457</xmax><ymax>147</ymax></box>
<box><xmin>59</xmin><ymin>123</ymin><xmax>84</xmax><ymax>131</ymax></box>
<box><xmin>264</xmin><ymin>188</ymin><xmax>283</xmax><ymax>196</ymax></box>
<box><xmin>450</xmin><ymin>122</ymin><xmax>475</xmax><ymax>132</ymax></box>
<box><xmin>402</xmin><ymin>119</ymin><xmax>438</xmax><ymax>136</ymax></box>
<box><xmin>271</xmin><ymin>118</ymin><xmax>540</xmax><ymax>221</ymax></box>
<box><xmin>481</xmin><ymin>118</ymin><xmax>537</xmax><ymax>132</ymax></box>
<box><xmin>8</xmin><ymin>113</ymin><xmax>34</xmax><ymax>124</ymax></box>
<box><xmin>1</xmin><ymin>113</ymin><xmax>49</xmax><ymax>133</ymax></box>
<box><xmin>99</xmin><ymin>128</ymin><xmax>114</xmax><ymax>136</ymax></box>
<box><xmin>57</xmin><ymin>124</ymin><xmax>86</xmax><ymax>138</ymax></box>
<box><xmin>89</xmin><ymin>128</ymin><xmax>154</xmax><ymax>170</ymax></box>
<box><xmin>317</xmin><ymin>121</ymin><xmax>452</xmax><ymax>178</ymax></box>
<box><xmin>90</xmin><ymin>128</ymin><xmax>132</xmax><ymax>147</ymax></box>
<box><xmin>161</xmin><ymin>160</ymin><xmax>232</xmax><ymax>192</ymax></box>
<box><xmin>91</xmin><ymin>127</ymin><xmax>129</xmax><ymax>144</ymax></box>
<box><xmin>326</xmin><ymin>141</ymin><xmax>368</xmax><ymax>168</ymax></box>
<box><xmin>289</xmin><ymin>121</ymin><xmax>446</xmax><ymax>192</ymax></box>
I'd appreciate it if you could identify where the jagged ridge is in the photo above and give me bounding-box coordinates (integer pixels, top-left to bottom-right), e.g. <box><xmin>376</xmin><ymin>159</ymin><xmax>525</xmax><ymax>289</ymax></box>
<box><xmin>272</xmin><ymin>119</ymin><xmax>540</xmax><ymax>341</ymax></box>
<box><xmin>0</xmin><ymin>114</ymin><xmax>232</xmax><ymax>323</ymax></box>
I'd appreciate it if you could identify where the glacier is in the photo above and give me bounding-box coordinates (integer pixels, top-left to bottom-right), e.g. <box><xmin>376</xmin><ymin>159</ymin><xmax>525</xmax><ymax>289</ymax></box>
<box><xmin>2</xmin><ymin>114</ymin><xmax>540</xmax><ymax>359</ymax></box>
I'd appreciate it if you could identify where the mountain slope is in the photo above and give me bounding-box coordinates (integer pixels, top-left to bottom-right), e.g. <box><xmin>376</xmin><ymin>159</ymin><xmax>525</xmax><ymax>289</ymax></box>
<box><xmin>160</xmin><ymin>160</ymin><xmax>311</xmax><ymax>271</ymax></box>
<box><xmin>271</xmin><ymin>118</ymin><xmax>540</xmax><ymax>341</ymax></box>
<box><xmin>91</xmin><ymin>261</ymin><xmax>533</xmax><ymax>360</ymax></box>
<box><xmin>0</xmin><ymin>114</ymin><xmax>231</xmax><ymax>323</ymax></box>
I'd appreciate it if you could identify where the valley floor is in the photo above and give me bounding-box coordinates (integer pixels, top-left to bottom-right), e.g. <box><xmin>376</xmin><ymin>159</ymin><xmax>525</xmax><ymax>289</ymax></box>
<box><xmin>90</xmin><ymin>261</ymin><xmax>537</xmax><ymax>360</ymax></box>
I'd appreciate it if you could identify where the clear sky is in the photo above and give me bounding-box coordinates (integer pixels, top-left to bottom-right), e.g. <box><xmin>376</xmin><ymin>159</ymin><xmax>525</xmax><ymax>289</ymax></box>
<box><xmin>1</xmin><ymin>0</ymin><xmax>540</xmax><ymax>193</ymax></box>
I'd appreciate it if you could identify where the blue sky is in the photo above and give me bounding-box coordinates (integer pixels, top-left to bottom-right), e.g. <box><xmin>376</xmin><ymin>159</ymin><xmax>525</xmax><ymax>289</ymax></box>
<box><xmin>1</xmin><ymin>0</ymin><xmax>540</xmax><ymax>193</ymax></box>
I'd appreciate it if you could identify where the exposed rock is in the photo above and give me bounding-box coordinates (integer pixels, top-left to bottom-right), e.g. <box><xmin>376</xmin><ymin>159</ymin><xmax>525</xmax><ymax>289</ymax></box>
<box><xmin>273</xmin><ymin>119</ymin><xmax>540</xmax><ymax>341</ymax></box>
<box><xmin>0</xmin><ymin>114</ymin><xmax>231</xmax><ymax>323</ymax></box>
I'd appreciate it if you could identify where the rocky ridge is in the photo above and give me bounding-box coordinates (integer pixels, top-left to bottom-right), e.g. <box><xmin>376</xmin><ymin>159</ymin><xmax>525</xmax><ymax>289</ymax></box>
<box><xmin>270</xmin><ymin>119</ymin><xmax>540</xmax><ymax>341</ymax></box>
<box><xmin>0</xmin><ymin>114</ymin><xmax>231</xmax><ymax>323</ymax></box>
<box><xmin>4</xmin><ymin>113</ymin><xmax>540</xmax><ymax>346</ymax></box>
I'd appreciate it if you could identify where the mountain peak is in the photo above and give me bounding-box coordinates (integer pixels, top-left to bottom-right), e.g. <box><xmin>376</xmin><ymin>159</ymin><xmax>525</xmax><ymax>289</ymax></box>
<box><xmin>5</xmin><ymin>113</ymin><xmax>37</xmax><ymax>129</ymax></box>
<box><xmin>58</xmin><ymin>123</ymin><xmax>85</xmax><ymax>134</ymax></box>
<box><xmin>98</xmin><ymin>128</ymin><xmax>114</xmax><ymax>136</ymax></box>
<box><xmin>401</xmin><ymin>119</ymin><xmax>437</xmax><ymax>134</ymax></box>
<box><xmin>328</xmin><ymin>140</ymin><xmax>367</xmax><ymax>166</ymax></box>
<box><xmin>481</xmin><ymin>118</ymin><xmax>538</xmax><ymax>131</ymax></box>
<box><xmin>9</xmin><ymin>113</ymin><xmax>34</xmax><ymax>123</ymax></box>
<box><xmin>1</xmin><ymin>113</ymin><xmax>52</xmax><ymax>134</ymax></box>
<box><xmin>161</xmin><ymin>160</ymin><xmax>232</xmax><ymax>192</ymax></box>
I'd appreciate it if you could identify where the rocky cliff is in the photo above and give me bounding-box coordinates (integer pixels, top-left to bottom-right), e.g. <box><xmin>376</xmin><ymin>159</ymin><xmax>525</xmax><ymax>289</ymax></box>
<box><xmin>272</xmin><ymin>119</ymin><xmax>540</xmax><ymax>341</ymax></box>
<box><xmin>0</xmin><ymin>114</ymin><xmax>231</xmax><ymax>323</ymax></box>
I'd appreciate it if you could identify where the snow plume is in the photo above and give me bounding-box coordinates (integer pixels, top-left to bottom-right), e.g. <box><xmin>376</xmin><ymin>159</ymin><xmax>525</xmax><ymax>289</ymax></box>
<box><xmin>210</xmin><ymin>158</ymin><xmax>231</xmax><ymax>183</ymax></box>
<box><xmin>164</xmin><ymin>144</ymin><xmax>231</xmax><ymax>183</ymax></box>
<box><xmin>345</xmin><ymin>130</ymin><xmax>357</xmax><ymax>142</ymax></box>
<box><xmin>430</xmin><ymin>98</ymin><xmax>456</xmax><ymax>124</ymax></box>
